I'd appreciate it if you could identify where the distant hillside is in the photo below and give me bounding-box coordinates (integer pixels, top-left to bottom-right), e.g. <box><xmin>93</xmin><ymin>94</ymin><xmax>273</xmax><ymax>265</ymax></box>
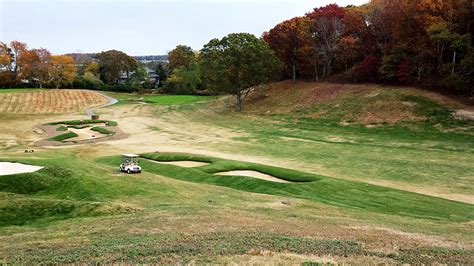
<box><xmin>134</xmin><ymin>55</ymin><xmax>168</xmax><ymax>62</ymax></box>
<box><xmin>64</xmin><ymin>53</ymin><xmax>168</xmax><ymax>63</ymax></box>
<box><xmin>64</xmin><ymin>53</ymin><xmax>96</xmax><ymax>63</ymax></box>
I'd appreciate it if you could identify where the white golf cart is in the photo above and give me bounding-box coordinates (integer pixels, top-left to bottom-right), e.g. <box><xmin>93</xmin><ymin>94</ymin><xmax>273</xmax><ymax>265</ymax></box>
<box><xmin>120</xmin><ymin>154</ymin><xmax>142</xmax><ymax>174</ymax></box>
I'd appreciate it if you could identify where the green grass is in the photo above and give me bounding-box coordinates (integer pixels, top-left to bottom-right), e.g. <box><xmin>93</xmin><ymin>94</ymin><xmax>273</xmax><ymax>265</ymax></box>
<box><xmin>48</xmin><ymin>132</ymin><xmax>78</xmax><ymax>142</ymax></box>
<box><xmin>91</xmin><ymin>127</ymin><xmax>115</xmax><ymax>135</ymax></box>
<box><xmin>99</xmin><ymin>153</ymin><xmax>474</xmax><ymax>222</ymax></box>
<box><xmin>143</xmin><ymin>95</ymin><xmax>214</xmax><ymax>105</ymax></box>
<box><xmin>0</xmin><ymin>88</ymin><xmax>42</xmax><ymax>93</ymax></box>
<box><xmin>56</xmin><ymin>126</ymin><xmax>68</xmax><ymax>131</ymax></box>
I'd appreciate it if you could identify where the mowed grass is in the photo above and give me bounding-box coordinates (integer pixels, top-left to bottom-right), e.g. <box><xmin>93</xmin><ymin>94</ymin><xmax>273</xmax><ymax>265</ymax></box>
<box><xmin>143</xmin><ymin>95</ymin><xmax>215</xmax><ymax>105</ymax></box>
<box><xmin>98</xmin><ymin>153</ymin><xmax>474</xmax><ymax>222</ymax></box>
<box><xmin>0</xmin><ymin>88</ymin><xmax>42</xmax><ymax>93</ymax></box>
<box><xmin>159</xmin><ymin>84</ymin><xmax>473</xmax><ymax>200</ymax></box>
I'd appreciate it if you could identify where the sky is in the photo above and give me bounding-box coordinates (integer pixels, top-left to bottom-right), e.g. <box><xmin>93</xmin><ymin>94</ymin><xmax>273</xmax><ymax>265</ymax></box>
<box><xmin>1</xmin><ymin>0</ymin><xmax>368</xmax><ymax>56</ymax></box>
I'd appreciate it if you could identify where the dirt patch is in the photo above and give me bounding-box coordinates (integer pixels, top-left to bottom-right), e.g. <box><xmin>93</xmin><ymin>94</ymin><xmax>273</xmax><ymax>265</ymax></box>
<box><xmin>0</xmin><ymin>90</ymin><xmax>108</xmax><ymax>114</ymax></box>
<box><xmin>154</xmin><ymin>161</ymin><xmax>210</xmax><ymax>167</ymax></box>
<box><xmin>0</xmin><ymin>162</ymin><xmax>43</xmax><ymax>176</ymax></box>
<box><xmin>215</xmin><ymin>170</ymin><xmax>290</xmax><ymax>183</ymax></box>
<box><xmin>358</xmin><ymin>100</ymin><xmax>425</xmax><ymax>124</ymax></box>
<box><xmin>454</xmin><ymin>110</ymin><xmax>474</xmax><ymax>120</ymax></box>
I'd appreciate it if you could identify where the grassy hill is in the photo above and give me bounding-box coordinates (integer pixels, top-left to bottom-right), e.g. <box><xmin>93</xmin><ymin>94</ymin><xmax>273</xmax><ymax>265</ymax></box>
<box><xmin>0</xmin><ymin>82</ymin><xmax>473</xmax><ymax>264</ymax></box>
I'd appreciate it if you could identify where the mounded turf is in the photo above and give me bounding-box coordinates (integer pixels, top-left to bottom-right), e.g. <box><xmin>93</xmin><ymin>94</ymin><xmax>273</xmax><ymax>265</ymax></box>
<box><xmin>98</xmin><ymin>153</ymin><xmax>474</xmax><ymax>222</ymax></box>
<box><xmin>48</xmin><ymin>132</ymin><xmax>78</xmax><ymax>142</ymax></box>
<box><xmin>91</xmin><ymin>126</ymin><xmax>115</xmax><ymax>135</ymax></box>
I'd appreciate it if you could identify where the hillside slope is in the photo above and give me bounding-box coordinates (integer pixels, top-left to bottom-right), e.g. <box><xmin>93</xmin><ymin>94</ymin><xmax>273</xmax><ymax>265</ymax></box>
<box><xmin>245</xmin><ymin>81</ymin><xmax>473</xmax><ymax>126</ymax></box>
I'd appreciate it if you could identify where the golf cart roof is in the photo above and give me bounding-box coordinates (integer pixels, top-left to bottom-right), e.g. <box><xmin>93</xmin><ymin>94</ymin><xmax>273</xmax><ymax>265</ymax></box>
<box><xmin>122</xmin><ymin>154</ymin><xmax>140</xmax><ymax>158</ymax></box>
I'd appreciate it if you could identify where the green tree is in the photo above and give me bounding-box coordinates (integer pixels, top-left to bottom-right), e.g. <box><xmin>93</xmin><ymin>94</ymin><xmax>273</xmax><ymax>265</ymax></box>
<box><xmin>128</xmin><ymin>66</ymin><xmax>151</xmax><ymax>90</ymax></box>
<box><xmin>163</xmin><ymin>61</ymin><xmax>201</xmax><ymax>94</ymax></box>
<box><xmin>96</xmin><ymin>50</ymin><xmax>138</xmax><ymax>84</ymax></box>
<box><xmin>168</xmin><ymin>45</ymin><xmax>196</xmax><ymax>71</ymax></box>
<box><xmin>83</xmin><ymin>71</ymin><xmax>104</xmax><ymax>89</ymax></box>
<box><xmin>200</xmin><ymin>33</ymin><xmax>281</xmax><ymax>111</ymax></box>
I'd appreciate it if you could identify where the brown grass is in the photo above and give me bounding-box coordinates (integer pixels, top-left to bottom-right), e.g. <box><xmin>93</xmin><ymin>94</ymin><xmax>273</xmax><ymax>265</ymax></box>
<box><xmin>0</xmin><ymin>90</ymin><xmax>108</xmax><ymax>114</ymax></box>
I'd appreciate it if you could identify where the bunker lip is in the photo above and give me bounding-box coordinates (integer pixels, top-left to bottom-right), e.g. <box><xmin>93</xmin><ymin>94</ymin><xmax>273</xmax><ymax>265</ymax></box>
<box><xmin>66</xmin><ymin>125</ymin><xmax>108</xmax><ymax>141</ymax></box>
<box><xmin>215</xmin><ymin>170</ymin><xmax>291</xmax><ymax>183</ymax></box>
<box><xmin>34</xmin><ymin>123</ymin><xmax>128</xmax><ymax>147</ymax></box>
<box><xmin>0</xmin><ymin>162</ymin><xmax>43</xmax><ymax>176</ymax></box>
<box><xmin>152</xmin><ymin>160</ymin><xmax>210</xmax><ymax>167</ymax></box>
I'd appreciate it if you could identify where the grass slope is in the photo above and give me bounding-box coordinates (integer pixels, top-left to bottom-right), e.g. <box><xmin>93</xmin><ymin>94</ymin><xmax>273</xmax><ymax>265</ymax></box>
<box><xmin>99</xmin><ymin>153</ymin><xmax>474</xmax><ymax>222</ymax></box>
<box><xmin>48</xmin><ymin>132</ymin><xmax>78</xmax><ymax>142</ymax></box>
<box><xmin>144</xmin><ymin>95</ymin><xmax>214</xmax><ymax>105</ymax></box>
<box><xmin>91</xmin><ymin>126</ymin><xmax>115</xmax><ymax>135</ymax></box>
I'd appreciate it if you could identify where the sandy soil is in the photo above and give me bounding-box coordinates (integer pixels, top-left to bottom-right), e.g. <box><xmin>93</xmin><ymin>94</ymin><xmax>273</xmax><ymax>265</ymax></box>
<box><xmin>0</xmin><ymin>162</ymin><xmax>43</xmax><ymax>176</ymax></box>
<box><xmin>67</xmin><ymin>126</ymin><xmax>108</xmax><ymax>141</ymax></box>
<box><xmin>215</xmin><ymin>170</ymin><xmax>290</xmax><ymax>183</ymax></box>
<box><xmin>455</xmin><ymin>109</ymin><xmax>474</xmax><ymax>120</ymax></box>
<box><xmin>154</xmin><ymin>161</ymin><xmax>210</xmax><ymax>167</ymax></box>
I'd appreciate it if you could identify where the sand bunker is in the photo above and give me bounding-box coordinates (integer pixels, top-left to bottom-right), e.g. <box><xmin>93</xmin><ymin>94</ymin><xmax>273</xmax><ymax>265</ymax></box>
<box><xmin>0</xmin><ymin>162</ymin><xmax>43</xmax><ymax>176</ymax></box>
<box><xmin>155</xmin><ymin>161</ymin><xmax>210</xmax><ymax>167</ymax></box>
<box><xmin>66</xmin><ymin>124</ymin><xmax>109</xmax><ymax>141</ymax></box>
<box><xmin>215</xmin><ymin>170</ymin><xmax>290</xmax><ymax>183</ymax></box>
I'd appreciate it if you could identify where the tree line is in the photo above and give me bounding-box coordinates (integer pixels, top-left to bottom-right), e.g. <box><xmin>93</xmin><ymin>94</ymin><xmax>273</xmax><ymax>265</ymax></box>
<box><xmin>263</xmin><ymin>0</ymin><xmax>473</xmax><ymax>94</ymax></box>
<box><xmin>1</xmin><ymin>0</ymin><xmax>472</xmax><ymax>111</ymax></box>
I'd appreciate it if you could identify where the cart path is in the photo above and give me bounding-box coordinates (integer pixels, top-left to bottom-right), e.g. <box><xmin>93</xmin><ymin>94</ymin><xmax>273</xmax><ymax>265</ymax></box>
<box><xmin>85</xmin><ymin>92</ymin><xmax>118</xmax><ymax>117</ymax></box>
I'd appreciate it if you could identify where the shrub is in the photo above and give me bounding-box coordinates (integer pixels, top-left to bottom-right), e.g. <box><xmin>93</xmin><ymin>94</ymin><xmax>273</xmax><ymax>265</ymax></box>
<box><xmin>56</xmin><ymin>126</ymin><xmax>68</xmax><ymax>131</ymax></box>
<box><xmin>354</xmin><ymin>55</ymin><xmax>380</xmax><ymax>82</ymax></box>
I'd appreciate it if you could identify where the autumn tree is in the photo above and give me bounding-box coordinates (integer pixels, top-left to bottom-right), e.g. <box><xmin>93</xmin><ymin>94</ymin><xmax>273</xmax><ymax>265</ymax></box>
<box><xmin>168</xmin><ymin>45</ymin><xmax>196</xmax><ymax>71</ymax></box>
<box><xmin>9</xmin><ymin>41</ymin><xmax>28</xmax><ymax>76</ymax></box>
<box><xmin>200</xmin><ymin>33</ymin><xmax>281</xmax><ymax>111</ymax></box>
<box><xmin>49</xmin><ymin>55</ymin><xmax>77</xmax><ymax>89</ymax></box>
<box><xmin>84</xmin><ymin>61</ymin><xmax>100</xmax><ymax>76</ymax></box>
<box><xmin>96</xmin><ymin>50</ymin><xmax>138</xmax><ymax>84</ymax></box>
<box><xmin>263</xmin><ymin>16</ymin><xmax>312</xmax><ymax>82</ymax></box>
<box><xmin>0</xmin><ymin>42</ymin><xmax>13</xmax><ymax>71</ymax></box>
<box><xmin>20</xmin><ymin>48</ymin><xmax>51</xmax><ymax>87</ymax></box>
<box><xmin>307</xmin><ymin>4</ymin><xmax>345</xmax><ymax>78</ymax></box>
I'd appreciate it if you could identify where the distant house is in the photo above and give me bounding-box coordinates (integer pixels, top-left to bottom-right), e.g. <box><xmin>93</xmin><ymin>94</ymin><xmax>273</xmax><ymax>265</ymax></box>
<box><xmin>119</xmin><ymin>67</ymin><xmax>160</xmax><ymax>85</ymax></box>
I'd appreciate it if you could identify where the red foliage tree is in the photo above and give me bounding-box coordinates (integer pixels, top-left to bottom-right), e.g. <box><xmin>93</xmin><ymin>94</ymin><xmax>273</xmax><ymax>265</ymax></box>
<box><xmin>263</xmin><ymin>16</ymin><xmax>312</xmax><ymax>82</ymax></box>
<box><xmin>354</xmin><ymin>55</ymin><xmax>380</xmax><ymax>82</ymax></box>
<box><xmin>306</xmin><ymin>4</ymin><xmax>345</xmax><ymax>78</ymax></box>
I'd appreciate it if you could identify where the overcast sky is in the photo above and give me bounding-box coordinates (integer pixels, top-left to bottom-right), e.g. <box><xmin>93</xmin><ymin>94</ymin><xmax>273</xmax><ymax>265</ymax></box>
<box><xmin>1</xmin><ymin>0</ymin><xmax>368</xmax><ymax>55</ymax></box>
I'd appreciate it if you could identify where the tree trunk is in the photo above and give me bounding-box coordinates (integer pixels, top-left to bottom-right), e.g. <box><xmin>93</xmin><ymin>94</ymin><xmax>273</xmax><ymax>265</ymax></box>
<box><xmin>313</xmin><ymin>44</ymin><xmax>319</xmax><ymax>81</ymax></box>
<box><xmin>437</xmin><ymin>43</ymin><xmax>445</xmax><ymax>73</ymax></box>
<box><xmin>452</xmin><ymin>50</ymin><xmax>456</xmax><ymax>75</ymax></box>
<box><xmin>292</xmin><ymin>62</ymin><xmax>296</xmax><ymax>83</ymax></box>
<box><xmin>236</xmin><ymin>91</ymin><xmax>242</xmax><ymax>112</ymax></box>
